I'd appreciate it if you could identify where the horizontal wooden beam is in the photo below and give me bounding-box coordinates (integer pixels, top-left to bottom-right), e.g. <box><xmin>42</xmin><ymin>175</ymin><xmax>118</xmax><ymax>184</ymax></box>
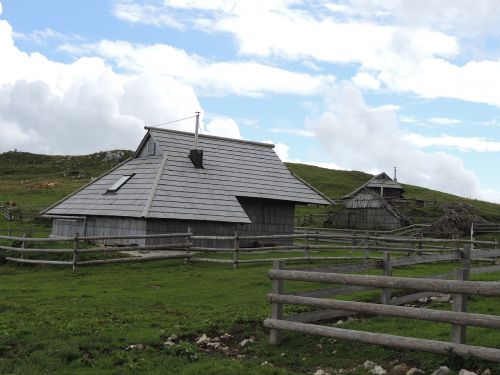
<box><xmin>77</xmin><ymin>254</ymin><xmax>186</xmax><ymax>265</ymax></box>
<box><xmin>263</xmin><ymin>318</ymin><xmax>500</xmax><ymax>362</ymax></box>
<box><xmin>268</xmin><ymin>270</ymin><xmax>500</xmax><ymax>296</ymax></box>
<box><xmin>5</xmin><ymin>257</ymin><xmax>73</xmax><ymax>265</ymax></box>
<box><xmin>268</xmin><ymin>294</ymin><xmax>500</xmax><ymax>329</ymax></box>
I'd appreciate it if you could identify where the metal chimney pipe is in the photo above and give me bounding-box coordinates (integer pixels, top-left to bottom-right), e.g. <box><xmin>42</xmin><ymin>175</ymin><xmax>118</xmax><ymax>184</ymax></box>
<box><xmin>393</xmin><ymin>166</ymin><xmax>397</xmax><ymax>182</ymax></box>
<box><xmin>194</xmin><ymin>111</ymin><xmax>200</xmax><ymax>149</ymax></box>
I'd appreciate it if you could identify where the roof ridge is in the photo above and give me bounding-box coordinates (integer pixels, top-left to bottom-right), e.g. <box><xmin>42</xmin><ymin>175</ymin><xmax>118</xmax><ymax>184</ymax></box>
<box><xmin>145</xmin><ymin>126</ymin><xmax>275</xmax><ymax>148</ymax></box>
<box><xmin>141</xmin><ymin>153</ymin><xmax>169</xmax><ymax>218</ymax></box>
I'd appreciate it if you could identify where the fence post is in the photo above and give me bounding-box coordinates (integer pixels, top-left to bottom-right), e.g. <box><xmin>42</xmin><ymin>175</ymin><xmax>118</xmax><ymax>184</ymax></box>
<box><xmin>304</xmin><ymin>229</ymin><xmax>310</xmax><ymax>263</ymax></box>
<box><xmin>21</xmin><ymin>234</ymin><xmax>26</xmax><ymax>260</ymax></box>
<box><xmin>72</xmin><ymin>232</ymin><xmax>79</xmax><ymax>272</ymax></box>
<box><xmin>452</xmin><ymin>243</ymin><xmax>470</xmax><ymax>344</ymax></box>
<box><xmin>185</xmin><ymin>227</ymin><xmax>192</xmax><ymax>264</ymax></box>
<box><xmin>8</xmin><ymin>225</ymin><xmax>12</xmax><ymax>237</ymax></box>
<box><xmin>381</xmin><ymin>252</ymin><xmax>392</xmax><ymax>304</ymax></box>
<box><xmin>269</xmin><ymin>260</ymin><xmax>285</xmax><ymax>345</ymax></box>
<box><xmin>364</xmin><ymin>231</ymin><xmax>369</xmax><ymax>260</ymax></box>
<box><xmin>233</xmin><ymin>231</ymin><xmax>239</xmax><ymax>269</ymax></box>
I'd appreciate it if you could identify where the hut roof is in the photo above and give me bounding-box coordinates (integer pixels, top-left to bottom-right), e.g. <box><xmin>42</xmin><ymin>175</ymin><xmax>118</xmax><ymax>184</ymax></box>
<box><xmin>343</xmin><ymin>172</ymin><xmax>403</xmax><ymax>199</ymax></box>
<box><xmin>345</xmin><ymin>188</ymin><xmax>408</xmax><ymax>222</ymax></box>
<box><xmin>43</xmin><ymin>127</ymin><xmax>332</xmax><ymax>223</ymax></box>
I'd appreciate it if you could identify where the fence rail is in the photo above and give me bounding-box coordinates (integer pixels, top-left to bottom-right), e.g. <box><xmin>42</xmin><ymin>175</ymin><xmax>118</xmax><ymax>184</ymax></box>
<box><xmin>1</xmin><ymin>225</ymin><xmax>500</xmax><ymax>270</ymax></box>
<box><xmin>264</xmin><ymin>245</ymin><xmax>500</xmax><ymax>363</ymax></box>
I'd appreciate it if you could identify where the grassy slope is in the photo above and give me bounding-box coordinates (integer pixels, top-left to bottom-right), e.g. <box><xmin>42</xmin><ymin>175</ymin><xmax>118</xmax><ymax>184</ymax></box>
<box><xmin>0</xmin><ymin>261</ymin><xmax>498</xmax><ymax>374</ymax></box>
<box><xmin>1</xmin><ymin>153</ymin><xmax>500</xmax><ymax>373</ymax></box>
<box><xmin>286</xmin><ymin>163</ymin><xmax>500</xmax><ymax>222</ymax></box>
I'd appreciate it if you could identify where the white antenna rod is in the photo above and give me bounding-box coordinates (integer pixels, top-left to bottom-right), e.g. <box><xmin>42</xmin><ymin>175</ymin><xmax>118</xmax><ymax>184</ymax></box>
<box><xmin>194</xmin><ymin>111</ymin><xmax>200</xmax><ymax>149</ymax></box>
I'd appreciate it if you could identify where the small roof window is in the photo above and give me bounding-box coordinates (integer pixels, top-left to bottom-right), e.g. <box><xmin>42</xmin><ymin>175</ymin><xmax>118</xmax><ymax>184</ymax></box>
<box><xmin>107</xmin><ymin>174</ymin><xmax>134</xmax><ymax>193</ymax></box>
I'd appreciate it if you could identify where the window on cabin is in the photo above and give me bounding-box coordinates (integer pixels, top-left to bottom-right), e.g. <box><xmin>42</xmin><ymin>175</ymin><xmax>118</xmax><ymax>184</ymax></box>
<box><xmin>107</xmin><ymin>174</ymin><xmax>134</xmax><ymax>192</ymax></box>
<box><xmin>147</xmin><ymin>139</ymin><xmax>156</xmax><ymax>156</ymax></box>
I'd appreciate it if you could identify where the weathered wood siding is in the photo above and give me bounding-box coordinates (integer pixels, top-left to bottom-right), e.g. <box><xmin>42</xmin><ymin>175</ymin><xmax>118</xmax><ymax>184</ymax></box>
<box><xmin>146</xmin><ymin>199</ymin><xmax>295</xmax><ymax>247</ymax></box>
<box><xmin>52</xmin><ymin>218</ymin><xmax>85</xmax><ymax>237</ymax></box>
<box><xmin>52</xmin><ymin>216</ymin><xmax>147</xmax><ymax>245</ymax></box>
<box><xmin>50</xmin><ymin>199</ymin><xmax>295</xmax><ymax>248</ymax></box>
<box><xmin>333</xmin><ymin>207</ymin><xmax>402</xmax><ymax>230</ymax></box>
<box><xmin>238</xmin><ymin>198</ymin><xmax>295</xmax><ymax>246</ymax></box>
<box><xmin>87</xmin><ymin>217</ymin><xmax>147</xmax><ymax>245</ymax></box>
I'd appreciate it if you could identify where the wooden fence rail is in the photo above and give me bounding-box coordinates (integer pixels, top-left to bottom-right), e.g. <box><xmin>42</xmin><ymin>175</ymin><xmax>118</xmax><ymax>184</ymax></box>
<box><xmin>1</xmin><ymin>229</ymin><xmax>500</xmax><ymax>270</ymax></box>
<box><xmin>265</xmin><ymin>245</ymin><xmax>500</xmax><ymax>363</ymax></box>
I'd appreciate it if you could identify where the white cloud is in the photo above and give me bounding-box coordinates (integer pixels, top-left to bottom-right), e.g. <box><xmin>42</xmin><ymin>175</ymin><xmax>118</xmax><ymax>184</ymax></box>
<box><xmin>351</xmin><ymin>72</ymin><xmax>381</xmax><ymax>90</ymax></box>
<box><xmin>13</xmin><ymin>27</ymin><xmax>83</xmax><ymax>44</ymax></box>
<box><xmin>344</xmin><ymin>0</ymin><xmax>500</xmax><ymax>37</ymax></box>
<box><xmin>404</xmin><ymin>133</ymin><xmax>500</xmax><ymax>152</ymax></box>
<box><xmin>428</xmin><ymin>117</ymin><xmax>462</xmax><ymax>126</ymax></box>
<box><xmin>308</xmin><ymin>82</ymin><xmax>500</xmax><ymax>202</ymax></box>
<box><xmin>273</xmin><ymin>142</ymin><xmax>290</xmax><ymax>161</ymax></box>
<box><xmin>0</xmin><ymin>18</ymin><xmax>203</xmax><ymax>154</ymax></box>
<box><xmin>60</xmin><ymin>40</ymin><xmax>335</xmax><ymax>97</ymax></box>
<box><xmin>270</xmin><ymin>127</ymin><xmax>315</xmax><ymax>137</ymax></box>
<box><xmin>113</xmin><ymin>1</ymin><xmax>500</xmax><ymax>108</ymax></box>
<box><xmin>398</xmin><ymin>115</ymin><xmax>418</xmax><ymax>124</ymax></box>
<box><xmin>113</xmin><ymin>1</ymin><xmax>184</xmax><ymax>29</ymax></box>
<box><xmin>203</xmin><ymin>116</ymin><xmax>242</xmax><ymax>139</ymax></box>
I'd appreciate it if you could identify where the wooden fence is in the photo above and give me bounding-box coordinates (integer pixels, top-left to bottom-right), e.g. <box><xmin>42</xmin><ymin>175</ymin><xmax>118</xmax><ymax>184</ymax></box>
<box><xmin>0</xmin><ymin>228</ymin><xmax>499</xmax><ymax>271</ymax></box>
<box><xmin>264</xmin><ymin>245</ymin><xmax>500</xmax><ymax>362</ymax></box>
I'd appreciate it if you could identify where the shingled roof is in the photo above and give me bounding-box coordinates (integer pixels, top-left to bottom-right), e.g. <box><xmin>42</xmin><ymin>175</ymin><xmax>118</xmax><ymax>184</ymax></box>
<box><xmin>43</xmin><ymin>127</ymin><xmax>332</xmax><ymax>223</ymax></box>
<box><xmin>343</xmin><ymin>172</ymin><xmax>404</xmax><ymax>199</ymax></box>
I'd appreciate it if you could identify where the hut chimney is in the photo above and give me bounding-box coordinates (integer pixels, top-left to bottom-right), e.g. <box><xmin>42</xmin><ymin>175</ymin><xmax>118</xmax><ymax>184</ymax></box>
<box><xmin>393</xmin><ymin>166</ymin><xmax>397</xmax><ymax>182</ymax></box>
<box><xmin>189</xmin><ymin>112</ymin><xmax>204</xmax><ymax>168</ymax></box>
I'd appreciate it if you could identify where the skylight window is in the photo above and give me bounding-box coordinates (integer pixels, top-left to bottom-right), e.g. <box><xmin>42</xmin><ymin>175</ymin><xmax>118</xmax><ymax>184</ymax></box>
<box><xmin>107</xmin><ymin>174</ymin><xmax>134</xmax><ymax>192</ymax></box>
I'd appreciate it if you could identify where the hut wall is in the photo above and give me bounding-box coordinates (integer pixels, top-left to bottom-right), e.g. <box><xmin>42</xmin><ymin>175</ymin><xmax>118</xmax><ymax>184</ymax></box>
<box><xmin>237</xmin><ymin>198</ymin><xmax>295</xmax><ymax>246</ymax></box>
<box><xmin>51</xmin><ymin>216</ymin><xmax>147</xmax><ymax>245</ymax></box>
<box><xmin>86</xmin><ymin>216</ymin><xmax>147</xmax><ymax>245</ymax></box>
<box><xmin>367</xmin><ymin>187</ymin><xmax>402</xmax><ymax>199</ymax></box>
<box><xmin>333</xmin><ymin>207</ymin><xmax>402</xmax><ymax>231</ymax></box>
<box><xmin>146</xmin><ymin>198</ymin><xmax>295</xmax><ymax>248</ymax></box>
<box><xmin>51</xmin><ymin>218</ymin><xmax>85</xmax><ymax>237</ymax></box>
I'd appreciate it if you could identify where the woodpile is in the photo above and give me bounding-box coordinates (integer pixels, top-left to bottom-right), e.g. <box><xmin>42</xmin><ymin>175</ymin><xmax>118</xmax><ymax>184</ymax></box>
<box><xmin>431</xmin><ymin>202</ymin><xmax>487</xmax><ymax>237</ymax></box>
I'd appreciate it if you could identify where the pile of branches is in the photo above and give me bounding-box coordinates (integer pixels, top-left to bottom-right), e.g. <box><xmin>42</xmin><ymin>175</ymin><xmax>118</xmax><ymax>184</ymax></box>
<box><xmin>430</xmin><ymin>202</ymin><xmax>487</xmax><ymax>237</ymax></box>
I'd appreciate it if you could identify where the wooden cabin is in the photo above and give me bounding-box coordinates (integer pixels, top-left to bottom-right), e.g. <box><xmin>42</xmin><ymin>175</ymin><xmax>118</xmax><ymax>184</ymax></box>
<box><xmin>42</xmin><ymin>127</ymin><xmax>331</xmax><ymax>247</ymax></box>
<box><xmin>333</xmin><ymin>188</ymin><xmax>411</xmax><ymax>230</ymax></box>
<box><xmin>328</xmin><ymin>173</ymin><xmax>410</xmax><ymax>230</ymax></box>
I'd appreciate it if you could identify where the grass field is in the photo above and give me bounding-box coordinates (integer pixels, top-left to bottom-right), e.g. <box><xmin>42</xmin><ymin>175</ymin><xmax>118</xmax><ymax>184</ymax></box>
<box><xmin>0</xmin><ymin>259</ymin><xmax>499</xmax><ymax>374</ymax></box>
<box><xmin>1</xmin><ymin>151</ymin><xmax>500</xmax><ymax>374</ymax></box>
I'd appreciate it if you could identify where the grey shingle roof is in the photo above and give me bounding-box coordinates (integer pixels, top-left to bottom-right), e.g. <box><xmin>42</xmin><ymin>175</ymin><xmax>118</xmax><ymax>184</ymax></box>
<box><xmin>343</xmin><ymin>172</ymin><xmax>403</xmax><ymax>199</ymax></box>
<box><xmin>44</xmin><ymin>127</ymin><xmax>331</xmax><ymax>223</ymax></box>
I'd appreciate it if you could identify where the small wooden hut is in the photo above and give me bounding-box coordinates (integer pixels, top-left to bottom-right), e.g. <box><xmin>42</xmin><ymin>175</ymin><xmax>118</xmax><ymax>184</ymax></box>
<box><xmin>329</xmin><ymin>173</ymin><xmax>410</xmax><ymax>230</ymax></box>
<box><xmin>42</xmin><ymin>127</ymin><xmax>331</xmax><ymax>247</ymax></box>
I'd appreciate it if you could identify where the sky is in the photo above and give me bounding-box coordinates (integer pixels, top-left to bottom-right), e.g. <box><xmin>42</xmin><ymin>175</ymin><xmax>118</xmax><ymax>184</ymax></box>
<box><xmin>1</xmin><ymin>1</ymin><xmax>500</xmax><ymax>203</ymax></box>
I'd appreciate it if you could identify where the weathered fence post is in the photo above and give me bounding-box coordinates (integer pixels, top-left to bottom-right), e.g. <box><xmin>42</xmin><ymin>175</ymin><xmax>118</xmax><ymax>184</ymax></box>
<box><xmin>185</xmin><ymin>227</ymin><xmax>192</xmax><ymax>264</ymax></box>
<box><xmin>381</xmin><ymin>252</ymin><xmax>392</xmax><ymax>304</ymax></box>
<box><xmin>269</xmin><ymin>260</ymin><xmax>285</xmax><ymax>345</ymax></box>
<box><xmin>364</xmin><ymin>231</ymin><xmax>369</xmax><ymax>260</ymax></box>
<box><xmin>304</xmin><ymin>229</ymin><xmax>310</xmax><ymax>263</ymax></box>
<box><xmin>21</xmin><ymin>234</ymin><xmax>26</xmax><ymax>260</ymax></box>
<box><xmin>452</xmin><ymin>243</ymin><xmax>471</xmax><ymax>344</ymax></box>
<box><xmin>7</xmin><ymin>225</ymin><xmax>12</xmax><ymax>237</ymax></box>
<box><xmin>233</xmin><ymin>231</ymin><xmax>239</xmax><ymax>269</ymax></box>
<box><xmin>72</xmin><ymin>232</ymin><xmax>79</xmax><ymax>272</ymax></box>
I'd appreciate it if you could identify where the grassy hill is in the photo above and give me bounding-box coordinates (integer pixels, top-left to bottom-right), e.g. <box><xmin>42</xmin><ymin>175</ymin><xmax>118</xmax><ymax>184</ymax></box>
<box><xmin>1</xmin><ymin>151</ymin><xmax>500</xmax><ymax>227</ymax></box>
<box><xmin>286</xmin><ymin>163</ymin><xmax>500</xmax><ymax>223</ymax></box>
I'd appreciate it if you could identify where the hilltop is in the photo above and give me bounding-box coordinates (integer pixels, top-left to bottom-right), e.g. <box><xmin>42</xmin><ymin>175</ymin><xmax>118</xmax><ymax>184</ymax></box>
<box><xmin>1</xmin><ymin>151</ymin><xmax>499</xmax><ymax>224</ymax></box>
